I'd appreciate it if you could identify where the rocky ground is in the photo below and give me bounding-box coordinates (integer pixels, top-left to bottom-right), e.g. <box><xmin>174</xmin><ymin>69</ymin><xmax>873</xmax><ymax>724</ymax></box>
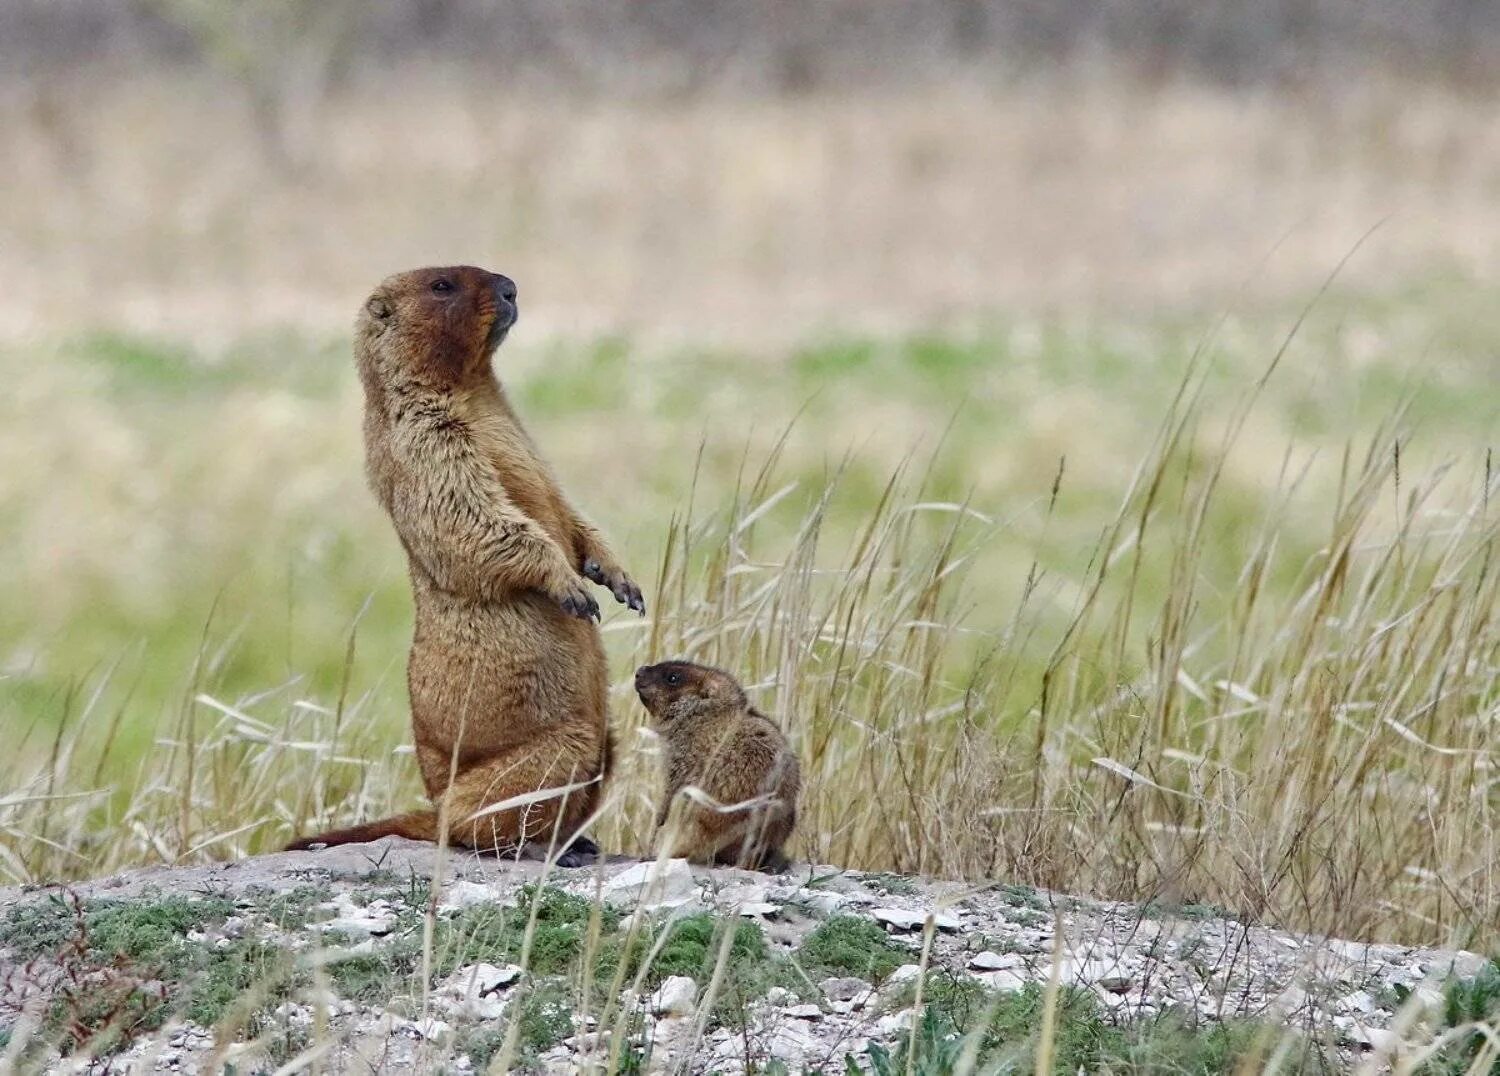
<box><xmin>0</xmin><ymin>840</ymin><xmax>1492</xmax><ymax>1074</ymax></box>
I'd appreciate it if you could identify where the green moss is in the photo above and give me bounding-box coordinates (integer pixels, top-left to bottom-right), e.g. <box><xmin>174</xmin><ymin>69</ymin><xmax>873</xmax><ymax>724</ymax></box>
<box><xmin>0</xmin><ymin>893</ymin><xmax>235</xmax><ymax>970</ymax></box>
<box><xmin>0</xmin><ymin>894</ymin><xmax>84</xmax><ymax>958</ymax></box>
<box><xmin>996</xmin><ymin>883</ymin><xmax>1046</xmax><ymax>910</ymax></box>
<box><xmin>461</xmin><ymin>1024</ymin><xmax>509</xmax><ymax>1069</ymax></box>
<box><xmin>797</xmin><ymin>915</ymin><xmax>910</xmax><ymax>983</ymax></box>
<box><xmin>182</xmin><ymin>940</ymin><xmax>297</xmax><ymax>1026</ymax></box>
<box><xmin>516</xmin><ymin>977</ymin><xmax>575</xmax><ymax>1053</ymax></box>
<box><xmin>456</xmin><ymin>977</ymin><xmax>577</xmax><ymax>1069</ymax></box>
<box><xmin>432</xmin><ymin>884</ymin><xmax>616</xmax><ymax>977</ymax></box>
<box><xmin>1424</xmin><ymin>960</ymin><xmax>1500</xmax><ymax>1074</ymax></box>
<box><xmin>326</xmin><ymin>935</ymin><xmax>423</xmax><ymax>1003</ymax></box>
<box><xmin>1139</xmin><ymin>899</ymin><xmax>1237</xmax><ymax>922</ymax></box>
<box><xmin>866</xmin><ymin>873</ymin><xmax>919</xmax><ymax>897</ymax></box>
<box><xmin>254</xmin><ymin>884</ymin><xmax>334</xmax><ymax>929</ymax></box>
<box><xmin>865</xmin><ymin>980</ymin><xmax>1320</xmax><ymax>1075</ymax></box>
<box><xmin>862</xmin><ymin>1003</ymin><xmax>966</xmax><ymax>1076</ymax></box>
<box><xmin>649</xmin><ymin>913</ymin><xmax>767</xmax><ymax>984</ymax></box>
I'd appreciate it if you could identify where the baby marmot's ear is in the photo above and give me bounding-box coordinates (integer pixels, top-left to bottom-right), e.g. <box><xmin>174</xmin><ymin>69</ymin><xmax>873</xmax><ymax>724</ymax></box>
<box><xmin>366</xmin><ymin>296</ymin><xmax>393</xmax><ymax>321</ymax></box>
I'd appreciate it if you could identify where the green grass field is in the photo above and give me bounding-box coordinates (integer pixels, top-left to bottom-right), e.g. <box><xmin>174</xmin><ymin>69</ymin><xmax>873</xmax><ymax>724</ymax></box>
<box><xmin>2</xmin><ymin>277</ymin><xmax>1496</xmax><ymax>950</ymax></box>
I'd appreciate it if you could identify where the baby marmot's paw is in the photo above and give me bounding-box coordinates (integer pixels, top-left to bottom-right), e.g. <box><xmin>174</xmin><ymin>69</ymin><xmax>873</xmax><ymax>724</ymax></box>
<box><xmin>584</xmin><ymin>557</ymin><xmax>646</xmax><ymax>615</ymax></box>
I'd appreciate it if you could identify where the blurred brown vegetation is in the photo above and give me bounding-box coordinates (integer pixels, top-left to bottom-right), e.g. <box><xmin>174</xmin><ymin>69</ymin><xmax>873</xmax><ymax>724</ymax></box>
<box><xmin>2</xmin><ymin>1</ymin><xmax>1500</xmax><ymax>343</ymax></box>
<box><xmin>8</xmin><ymin>0</ymin><xmax>1500</xmax><ymax>93</ymax></box>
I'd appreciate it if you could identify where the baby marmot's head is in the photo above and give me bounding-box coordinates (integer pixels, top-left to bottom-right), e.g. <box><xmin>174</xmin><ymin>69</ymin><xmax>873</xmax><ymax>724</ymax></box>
<box><xmin>357</xmin><ymin>265</ymin><xmax>519</xmax><ymax>387</ymax></box>
<box><xmin>635</xmin><ymin>661</ymin><xmax>747</xmax><ymax>724</ymax></box>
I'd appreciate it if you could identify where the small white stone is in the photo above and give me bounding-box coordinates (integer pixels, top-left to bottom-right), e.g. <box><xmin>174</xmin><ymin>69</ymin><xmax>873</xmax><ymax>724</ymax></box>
<box><xmin>973</xmin><ymin>970</ymin><xmax>1028</xmax><ymax>992</ymax></box>
<box><xmin>871</xmin><ymin>907</ymin><xmax>960</xmax><ymax>932</ymax></box>
<box><xmin>396</xmin><ymin>1016</ymin><xmax>451</xmax><ymax>1042</ymax></box>
<box><xmin>969</xmin><ymin>951</ymin><xmax>1022</xmax><ymax>971</ymax></box>
<box><xmin>1056</xmin><ymin>958</ymin><xmax>1114</xmax><ymax>986</ymax></box>
<box><xmin>1272</xmin><ymin>985</ymin><xmax>1309</xmax><ymax>1012</ymax></box>
<box><xmin>1340</xmin><ymin>989</ymin><xmax>1376</xmax><ymax>1015</ymax></box>
<box><xmin>886</xmin><ymin>964</ymin><xmax>924</xmax><ymax>986</ymax></box>
<box><xmin>763</xmin><ymin>1024</ymin><xmax>821</xmax><ymax>1064</ymax></box>
<box><xmin>438</xmin><ymin>880</ymin><xmax>501</xmax><ymax>914</ymax></box>
<box><xmin>1334</xmin><ymin>1017</ymin><xmax>1400</xmax><ymax>1052</ymax></box>
<box><xmin>603</xmin><ymin>860</ymin><xmax>697</xmax><ymax>910</ymax></box>
<box><xmin>875</xmin><ymin>1009</ymin><xmax>916</xmax><ymax>1035</ymax></box>
<box><xmin>323</xmin><ymin>906</ymin><xmax>396</xmax><ymax>939</ymax></box>
<box><xmin>651</xmin><ymin>1014</ymin><xmax>697</xmax><ymax>1056</ymax></box>
<box><xmin>820</xmin><ymin>977</ymin><xmax>871</xmax><ymax>1002</ymax></box>
<box><xmin>434</xmin><ymin>962</ymin><xmax>522</xmax><ymax>1020</ymax></box>
<box><xmin>764</xmin><ymin>987</ymin><xmax>798</xmax><ymax>1006</ymax></box>
<box><xmin>564</xmin><ymin>1030</ymin><xmax>611</xmax><ymax>1052</ymax></box>
<box><xmin>783</xmin><ymin>1003</ymin><xmax>822</xmax><ymax>1020</ymax></box>
<box><xmin>805</xmin><ymin>892</ymin><xmax>849</xmax><ymax>916</ymax></box>
<box><xmin>734</xmin><ymin>902</ymin><xmax>781</xmax><ymax>919</ymax></box>
<box><xmin>651</xmin><ymin>975</ymin><xmax>699</xmax><ymax>1017</ymax></box>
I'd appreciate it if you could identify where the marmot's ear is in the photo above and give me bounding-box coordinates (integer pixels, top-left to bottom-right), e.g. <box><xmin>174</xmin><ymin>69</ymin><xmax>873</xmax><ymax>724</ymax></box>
<box><xmin>366</xmin><ymin>296</ymin><xmax>393</xmax><ymax>321</ymax></box>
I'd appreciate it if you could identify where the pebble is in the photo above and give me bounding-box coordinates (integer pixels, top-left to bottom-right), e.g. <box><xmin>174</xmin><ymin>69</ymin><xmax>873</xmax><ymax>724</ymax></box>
<box><xmin>761</xmin><ymin>1023</ymin><xmax>822</xmax><ymax>1064</ymax></box>
<box><xmin>885</xmin><ymin>964</ymin><xmax>924</xmax><ymax>986</ymax></box>
<box><xmin>394</xmin><ymin>1016</ymin><xmax>452</xmax><ymax>1042</ymax></box>
<box><xmin>434</xmin><ymin>962</ymin><xmax>522</xmax><ymax>1020</ymax></box>
<box><xmin>438</xmin><ymin>880</ymin><xmax>501</xmax><ymax>914</ymax></box>
<box><xmin>820</xmin><ymin>976</ymin><xmax>872</xmax><ymax>1002</ymax></box>
<box><xmin>875</xmin><ymin>1009</ymin><xmax>916</xmax><ymax>1035</ymax></box>
<box><xmin>969</xmin><ymin>950</ymin><xmax>1022</xmax><ymax>971</ymax></box>
<box><xmin>871</xmin><ymin>907</ymin><xmax>962</xmax><ymax>932</ymax></box>
<box><xmin>651</xmin><ymin>975</ymin><xmax>699</xmax><ymax>1016</ymax></box>
<box><xmin>603</xmin><ymin>859</ymin><xmax>698</xmax><ymax>910</ymax></box>
<box><xmin>973</xmin><ymin>969</ymin><xmax>1028</xmax><ymax>992</ymax></box>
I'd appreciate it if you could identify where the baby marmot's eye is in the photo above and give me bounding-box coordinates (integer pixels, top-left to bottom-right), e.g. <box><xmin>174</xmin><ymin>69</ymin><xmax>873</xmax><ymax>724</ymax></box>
<box><xmin>430</xmin><ymin>279</ymin><xmax>454</xmax><ymax>294</ymax></box>
<box><xmin>665</xmin><ymin>672</ymin><xmax>681</xmax><ymax>686</ymax></box>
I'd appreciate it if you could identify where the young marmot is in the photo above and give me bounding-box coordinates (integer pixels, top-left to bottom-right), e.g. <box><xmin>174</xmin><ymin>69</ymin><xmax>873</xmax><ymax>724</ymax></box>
<box><xmin>286</xmin><ymin>265</ymin><xmax>643</xmax><ymax>862</ymax></box>
<box><xmin>634</xmin><ymin>661</ymin><xmax>800</xmax><ymax>871</ymax></box>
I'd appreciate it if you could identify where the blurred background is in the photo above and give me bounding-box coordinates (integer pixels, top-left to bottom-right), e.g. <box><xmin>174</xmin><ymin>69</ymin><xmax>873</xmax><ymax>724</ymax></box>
<box><xmin>2</xmin><ymin>1</ymin><xmax>1497</xmax><ymax>943</ymax></box>
<box><xmin>6</xmin><ymin>0</ymin><xmax>1500</xmax><ymax>341</ymax></box>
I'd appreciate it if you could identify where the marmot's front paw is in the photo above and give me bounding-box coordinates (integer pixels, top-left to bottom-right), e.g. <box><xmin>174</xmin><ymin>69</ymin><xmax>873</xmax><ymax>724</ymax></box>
<box><xmin>549</xmin><ymin>577</ymin><xmax>601</xmax><ymax>621</ymax></box>
<box><xmin>583</xmin><ymin>558</ymin><xmax>646</xmax><ymax>615</ymax></box>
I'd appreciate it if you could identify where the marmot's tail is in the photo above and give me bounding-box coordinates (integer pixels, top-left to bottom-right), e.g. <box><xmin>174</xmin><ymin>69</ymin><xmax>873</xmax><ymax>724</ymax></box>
<box><xmin>285</xmin><ymin>810</ymin><xmax>439</xmax><ymax>851</ymax></box>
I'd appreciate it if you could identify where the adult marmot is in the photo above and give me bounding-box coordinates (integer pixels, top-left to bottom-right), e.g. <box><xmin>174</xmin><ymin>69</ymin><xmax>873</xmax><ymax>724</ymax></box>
<box><xmin>287</xmin><ymin>266</ymin><xmax>643</xmax><ymax>861</ymax></box>
<box><xmin>634</xmin><ymin>661</ymin><xmax>800</xmax><ymax>871</ymax></box>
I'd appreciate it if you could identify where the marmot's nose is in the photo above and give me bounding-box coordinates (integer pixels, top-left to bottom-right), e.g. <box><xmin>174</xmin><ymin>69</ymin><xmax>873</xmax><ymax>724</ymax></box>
<box><xmin>491</xmin><ymin>274</ymin><xmax>517</xmax><ymax>304</ymax></box>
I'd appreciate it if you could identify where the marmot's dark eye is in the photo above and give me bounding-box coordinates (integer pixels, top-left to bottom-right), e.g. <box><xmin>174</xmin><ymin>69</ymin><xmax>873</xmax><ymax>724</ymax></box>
<box><xmin>431</xmin><ymin>279</ymin><xmax>454</xmax><ymax>294</ymax></box>
<box><xmin>665</xmin><ymin>672</ymin><xmax>681</xmax><ymax>686</ymax></box>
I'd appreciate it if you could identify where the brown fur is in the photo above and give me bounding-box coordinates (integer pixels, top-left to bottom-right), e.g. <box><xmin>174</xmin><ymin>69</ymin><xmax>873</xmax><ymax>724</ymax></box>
<box><xmin>635</xmin><ymin>661</ymin><xmax>800</xmax><ymax>871</ymax></box>
<box><xmin>287</xmin><ymin>266</ymin><xmax>642</xmax><ymax>858</ymax></box>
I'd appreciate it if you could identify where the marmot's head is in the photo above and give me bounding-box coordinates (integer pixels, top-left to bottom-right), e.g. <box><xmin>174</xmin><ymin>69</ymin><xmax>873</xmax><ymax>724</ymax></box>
<box><xmin>356</xmin><ymin>266</ymin><xmax>517</xmax><ymax>389</ymax></box>
<box><xmin>635</xmin><ymin>661</ymin><xmax>748</xmax><ymax>724</ymax></box>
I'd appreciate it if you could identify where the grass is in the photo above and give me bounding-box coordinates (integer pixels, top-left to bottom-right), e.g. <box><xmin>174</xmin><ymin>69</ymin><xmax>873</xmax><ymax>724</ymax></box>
<box><xmin>2</xmin><ymin>285</ymin><xmax>1497</xmax><ymax>958</ymax></box>
<box><xmin>797</xmin><ymin>916</ymin><xmax>913</xmax><ymax>983</ymax></box>
<box><xmin>874</xmin><ymin>975</ymin><xmax>1330</xmax><ymax>1075</ymax></box>
<box><xmin>0</xmin><ymin>891</ymin><xmax>303</xmax><ymax>1056</ymax></box>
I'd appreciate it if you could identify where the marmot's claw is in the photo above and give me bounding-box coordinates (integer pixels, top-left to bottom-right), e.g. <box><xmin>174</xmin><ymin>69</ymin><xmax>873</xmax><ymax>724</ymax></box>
<box><xmin>586</xmin><ymin>559</ymin><xmax>647</xmax><ymax>615</ymax></box>
<box><xmin>607</xmin><ymin>575</ymin><xmax>646</xmax><ymax>615</ymax></box>
<box><xmin>559</xmin><ymin>589</ymin><xmax>601</xmax><ymax>621</ymax></box>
